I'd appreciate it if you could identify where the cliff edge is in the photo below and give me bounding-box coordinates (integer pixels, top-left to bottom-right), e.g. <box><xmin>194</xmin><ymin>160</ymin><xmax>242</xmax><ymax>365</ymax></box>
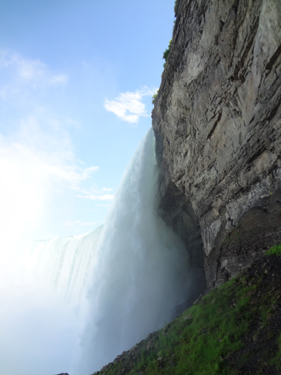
<box><xmin>152</xmin><ymin>0</ymin><xmax>281</xmax><ymax>290</ymax></box>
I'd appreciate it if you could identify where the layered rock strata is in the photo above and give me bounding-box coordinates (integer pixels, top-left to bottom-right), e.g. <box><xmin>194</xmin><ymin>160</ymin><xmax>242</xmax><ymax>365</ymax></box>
<box><xmin>152</xmin><ymin>0</ymin><xmax>281</xmax><ymax>289</ymax></box>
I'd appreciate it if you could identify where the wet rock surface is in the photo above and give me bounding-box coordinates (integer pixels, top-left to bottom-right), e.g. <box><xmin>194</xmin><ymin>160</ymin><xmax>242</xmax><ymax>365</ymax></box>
<box><xmin>152</xmin><ymin>0</ymin><xmax>281</xmax><ymax>288</ymax></box>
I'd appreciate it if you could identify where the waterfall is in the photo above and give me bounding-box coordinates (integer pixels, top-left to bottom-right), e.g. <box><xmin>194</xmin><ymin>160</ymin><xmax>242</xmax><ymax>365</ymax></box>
<box><xmin>73</xmin><ymin>128</ymin><xmax>191</xmax><ymax>374</ymax></box>
<box><xmin>19</xmin><ymin>227</ymin><xmax>102</xmax><ymax>304</ymax></box>
<box><xmin>0</xmin><ymin>128</ymin><xmax>192</xmax><ymax>375</ymax></box>
<box><xmin>0</xmin><ymin>227</ymin><xmax>102</xmax><ymax>375</ymax></box>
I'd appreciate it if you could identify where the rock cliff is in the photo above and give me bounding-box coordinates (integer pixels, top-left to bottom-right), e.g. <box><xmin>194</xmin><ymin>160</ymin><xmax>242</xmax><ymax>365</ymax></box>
<box><xmin>152</xmin><ymin>0</ymin><xmax>281</xmax><ymax>290</ymax></box>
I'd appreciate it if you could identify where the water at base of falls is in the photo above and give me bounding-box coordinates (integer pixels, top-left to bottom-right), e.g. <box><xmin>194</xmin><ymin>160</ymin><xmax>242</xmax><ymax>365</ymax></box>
<box><xmin>0</xmin><ymin>128</ymin><xmax>192</xmax><ymax>375</ymax></box>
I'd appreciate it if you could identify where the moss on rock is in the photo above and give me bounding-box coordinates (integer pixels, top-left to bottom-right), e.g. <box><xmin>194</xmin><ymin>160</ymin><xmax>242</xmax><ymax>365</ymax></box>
<box><xmin>93</xmin><ymin>247</ymin><xmax>281</xmax><ymax>375</ymax></box>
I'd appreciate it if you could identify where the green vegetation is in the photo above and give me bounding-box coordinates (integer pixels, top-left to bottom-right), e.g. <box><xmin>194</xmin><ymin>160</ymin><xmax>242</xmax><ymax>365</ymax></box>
<box><xmin>174</xmin><ymin>0</ymin><xmax>179</xmax><ymax>15</ymax></box>
<box><xmin>162</xmin><ymin>0</ymin><xmax>178</xmax><ymax>71</ymax></box>
<box><xmin>163</xmin><ymin>39</ymin><xmax>172</xmax><ymax>68</ymax></box>
<box><xmin>163</xmin><ymin>39</ymin><xmax>172</xmax><ymax>61</ymax></box>
<box><xmin>93</xmin><ymin>247</ymin><xmax>281</xmax><ymax>375</ymax></box>
<box><xmin>265</xmin><ymin>243</ymin><xmax>281</xmax><ymax>256</ymax></box>
<box><xmin>152</xmin><ymin>90</ymin><xmax>159</xmax><ymax>104</ymax></box>
<box><xmin>135</xmin><ymin>278</ymin><xmax>254</xmax><ymax>375</ymax></box>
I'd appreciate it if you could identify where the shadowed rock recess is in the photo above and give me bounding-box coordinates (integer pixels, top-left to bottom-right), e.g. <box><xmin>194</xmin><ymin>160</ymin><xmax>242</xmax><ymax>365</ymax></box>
<box><xmin>152</xmin><ymin>0</ymin><xmax>281</xmax><ymax>290</ymax></box>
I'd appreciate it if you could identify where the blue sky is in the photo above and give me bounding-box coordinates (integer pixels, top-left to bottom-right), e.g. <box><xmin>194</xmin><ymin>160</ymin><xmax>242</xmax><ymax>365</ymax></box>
<box><xmin>0</xmin><ymin>0</ymin><xmax>175</xmax><ymax>241</ymax></box>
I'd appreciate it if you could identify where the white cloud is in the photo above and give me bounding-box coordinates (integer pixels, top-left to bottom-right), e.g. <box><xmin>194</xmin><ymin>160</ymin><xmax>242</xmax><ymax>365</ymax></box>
<box><xmin>11</xmin><ymin>115</ymin><xmax>99</xmax><ymax>188</ymax></box>
<box><xmin>104</xmin><ymin>87</ymin><xmax>157</xmax><ymax>123</ymax></box>
<box><xmin>0</xmin><ymin>50</ymin><xmax>68</xmax><ymax>99</ymax></box>
<box><xmin>77</xmin><ymin>187</ymin><xmax>114</xmax><ymax>201</ymax></box>
<box><xmin>0</xmin><ymin>49</ymin><xmax>109</xmax><ymax>242</ymax></box>
<box><xmin>0</xmin><ymin>113</ymin><xmax>99</xmax><ymax>247</ymax></box>
<box><xmin>79</xmin><ymin>193</ymin><xmax>114</xmax><ymax>201</ymax></box>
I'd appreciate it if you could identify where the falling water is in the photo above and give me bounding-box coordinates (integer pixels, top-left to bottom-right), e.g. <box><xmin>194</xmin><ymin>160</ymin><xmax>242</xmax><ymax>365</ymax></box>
<box><xmin>73</xmin><ymin>129</ymin><xmax>191</xmax><ymax>374</ymax></box>
<box><xmin>0</xmin><ymin>128</ymin><xmax>192</xmax><ymax>375</ymax></box>
<box><xmin>20</xmin><ymin>227</ymin><xmax>102</xmax><ymax>304</ymax></box>
<box><xmin>0</xmin><ymin>227</ymin><xmax>102</xmax><ymax>375</ymax></box>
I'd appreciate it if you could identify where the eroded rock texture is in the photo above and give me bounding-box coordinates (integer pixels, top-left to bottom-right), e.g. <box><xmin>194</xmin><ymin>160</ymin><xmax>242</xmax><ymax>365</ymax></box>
<box><xmin>152</xmin><ymin>0</ymin><xmax>281</xmax><ymax>290</ymax></box>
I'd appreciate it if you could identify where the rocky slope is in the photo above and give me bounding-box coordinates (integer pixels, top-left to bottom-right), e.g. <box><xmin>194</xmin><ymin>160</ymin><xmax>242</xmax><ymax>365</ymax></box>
<box><xmin>92</xmin><ymin>247</ymin><xmax>281</xmax><ymax>375</ymax></box>
<box><xmin>152</xmin><ymin>0</ymin><xmax>281</xmax><ymax>290</ymax></box>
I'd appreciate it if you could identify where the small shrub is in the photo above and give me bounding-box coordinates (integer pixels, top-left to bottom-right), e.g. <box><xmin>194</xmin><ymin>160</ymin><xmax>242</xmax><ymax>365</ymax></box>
<box><xmin>163</xmin><ymin>39</ymin><xmax>172</xmax><ymax>62</ymax></box>
<box><xmin>152</xmin><ymin>90</ymin><xmax>159</xmax><ymax>104</ymax></box>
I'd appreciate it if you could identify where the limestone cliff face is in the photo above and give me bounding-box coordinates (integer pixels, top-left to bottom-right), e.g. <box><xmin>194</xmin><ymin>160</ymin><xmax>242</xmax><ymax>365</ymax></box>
<box><xmin>152</xmin><ymin>0</ymin><xmax>281</xmax><ymax>290</ymax></box>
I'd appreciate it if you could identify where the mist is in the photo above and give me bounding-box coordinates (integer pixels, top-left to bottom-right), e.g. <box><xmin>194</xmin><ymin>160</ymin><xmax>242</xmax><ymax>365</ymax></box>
<box><xmin>0</xmin><ymin>129</ymin><xmax>192</xmax><ymax>375</ymax></box>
